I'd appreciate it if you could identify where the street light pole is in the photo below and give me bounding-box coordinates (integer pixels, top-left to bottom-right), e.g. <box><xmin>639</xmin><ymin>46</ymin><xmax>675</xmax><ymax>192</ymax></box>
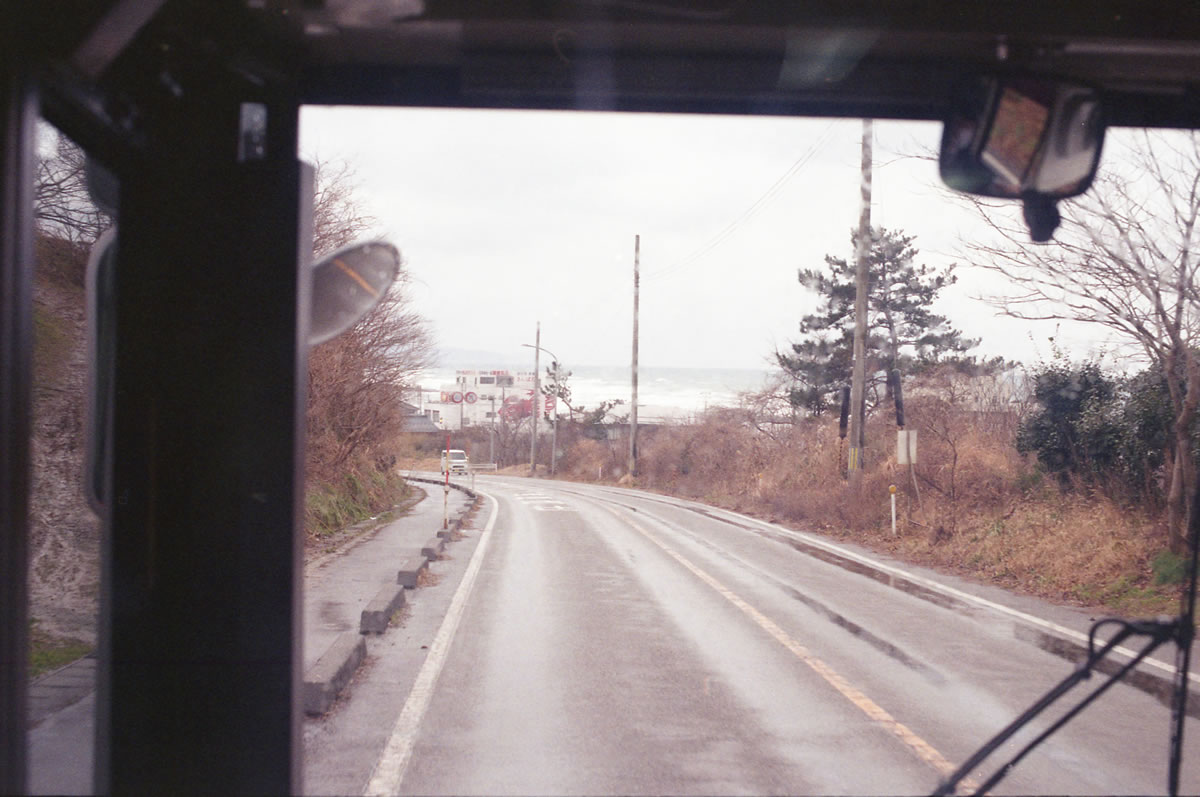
<box><xmin>522</xmin><ymin>340</ymin><xmax>562</xmax><ymax>478</ymax></box>
<box><xmin>529</xmin><ymin>321</ymin><xmax>540</xmax><ymax>475</ymax></box>
<box><xmin>550</xmin><ymin>360</ymin><xmax>559</xmax><ymax>476</ymax></box>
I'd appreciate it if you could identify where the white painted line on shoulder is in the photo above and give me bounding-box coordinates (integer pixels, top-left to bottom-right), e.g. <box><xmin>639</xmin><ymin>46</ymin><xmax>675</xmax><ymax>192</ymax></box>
<box><xmin>715</xmin><ymin>507</ymin><xmax>1185</xmax><ymax>679</ymax></box>
<box><xmin>591</xmin><ymin>487</ymin><xmax>1185</xmax><ymax>681</ymax></box>
<box><xmin>363</xmin><ymin>492</ymin><xmax>499</xmax><ymax>796</ymax></box>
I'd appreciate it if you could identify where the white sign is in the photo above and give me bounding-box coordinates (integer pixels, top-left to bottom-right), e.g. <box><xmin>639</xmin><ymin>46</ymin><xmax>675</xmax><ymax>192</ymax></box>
<box><xmin>897</xmin><ymin>430</ymin><xmax>918</xmax><ymax>464</ymax></box>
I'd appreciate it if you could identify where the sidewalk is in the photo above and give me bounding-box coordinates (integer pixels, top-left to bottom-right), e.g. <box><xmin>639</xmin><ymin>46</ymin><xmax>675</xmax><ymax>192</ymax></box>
<box><xmin>25</xmin><ymin>478</ymin><xmax>475</xmax><ymax>795</ymax></box>
<box><xmin>302</xmin><ymin>481</ymin><xmax>472</xmax><ymax>712</ymax></box>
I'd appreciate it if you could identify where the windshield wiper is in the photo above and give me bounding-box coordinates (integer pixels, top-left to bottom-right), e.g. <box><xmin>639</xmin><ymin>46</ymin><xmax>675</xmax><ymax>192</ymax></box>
<box><xmin>933</xmin><ymin>478</ymin><xmax>1199</xmax><ymax>797</ymax></box>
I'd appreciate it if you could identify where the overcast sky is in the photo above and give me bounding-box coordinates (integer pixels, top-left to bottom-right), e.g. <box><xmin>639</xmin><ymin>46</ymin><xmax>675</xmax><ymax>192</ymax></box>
<box><xmin>299</xmin><ymin>106</ymin><xmax>1110</xmax><ymax>371</ymax></box>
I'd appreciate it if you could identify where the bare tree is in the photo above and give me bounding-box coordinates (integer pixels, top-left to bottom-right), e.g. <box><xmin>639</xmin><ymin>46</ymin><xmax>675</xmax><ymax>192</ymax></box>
<box><xmin>311</xmin><ymin>156</ymin><xmax>375</xmax><ymax>257</ymax></box>
<box><xmin>34</xmin><ymin>127</ymin><xmax>110</xmax><ymax>245</ymax></box>
<box><xmin>305</xmin><ymin>158</ymin><xmax>435</xmax><ymax>482</ymax></box>
<box><xmin>959</xmin><ymin>130</ymin><xmax>1200</xmax><ymax>553</ymax></box>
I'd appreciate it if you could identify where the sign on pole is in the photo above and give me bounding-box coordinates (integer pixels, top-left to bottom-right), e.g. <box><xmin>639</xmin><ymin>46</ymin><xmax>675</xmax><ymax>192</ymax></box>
<box><xmin>897</xmin><ymin>429</ymin><xmax>918</xmax><ymax>464</ymax></box>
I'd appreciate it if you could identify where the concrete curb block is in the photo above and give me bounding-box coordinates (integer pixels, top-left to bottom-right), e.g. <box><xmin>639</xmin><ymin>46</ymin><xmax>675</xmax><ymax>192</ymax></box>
<box><xmin>360</xmin><ymin>584</ymin><xmax>408</xmax><ymax>634</ymax></box>
<box><xmin>404</xmin><ymin>474</ymin><xmax>478</xmax><ymax>499</ymax></box>
<box><xmin>437</xmin><ymin>516</ymin><xmax>463</xmax><ymax>539</ymax></box>
<box><xmin>759</xmin><ymin>517</ymin><xmax>1200</xmax><ymax>718</ymax></box>
<box><xmin>297</xmin><ymin>479</ymin><xmax>484</xmax><ymax>717</ymax></box>
<box><xmin>421</xmin><ymin>536</ymin><xmax>445</xmax><ymax>560</ymax></box>
<box><xmin>1014</xmin><ymin>623</ymin><xmax>1199</xmax><ymax>719</ymax></box>
<box><xmin>303</xmin><ymin>632</ymin><xmax>366</xmax><ymax>716</ymax></box>
<box><xmin>396</xmin><ymin>554</ymin><xmax>429</xmax><ymax>588</ymax></box>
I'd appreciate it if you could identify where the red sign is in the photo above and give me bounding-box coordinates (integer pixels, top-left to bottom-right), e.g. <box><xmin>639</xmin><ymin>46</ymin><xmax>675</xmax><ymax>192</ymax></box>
<box><xmin>500</xmin><ymin>397</ymin><xmax>532</xmax><ymax>420</ymax></box>
<box><xmin>465</xmin><ymin>391</ymin><xmax>478</xmax><ymax>404</ymax></box>
<box><xmin>544</xmin><ymin>395</ymin><xmax>556</xmax><ymax>412</ymax></box>
<box><xmin>451</xmin><ymin>391</ymin><xmax>464</xmax><ymax>404</ymax></box>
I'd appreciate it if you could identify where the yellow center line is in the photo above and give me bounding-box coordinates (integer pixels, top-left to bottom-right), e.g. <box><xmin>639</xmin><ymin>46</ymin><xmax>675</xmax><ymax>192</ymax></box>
<box><xmin>617</xmin><ymin>510</ymin><xmax>981</xmax><ymax>794</ymax></box>
<box><xmin>334</xmin><ymin>257</ymin><xmax>380</xmax><ymax>298</ymax></box>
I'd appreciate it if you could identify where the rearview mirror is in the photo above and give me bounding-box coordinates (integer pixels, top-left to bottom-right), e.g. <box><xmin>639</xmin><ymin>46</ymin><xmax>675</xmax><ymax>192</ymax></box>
<box><xmin>309</xmin><ymin>241</ymin><xmax>400</xmax><ymax>345</ymax></box>
<box><xmin>940</xmin><ymin>77</ymin><xmax>1105</xmax><ymax>241</ymax></box>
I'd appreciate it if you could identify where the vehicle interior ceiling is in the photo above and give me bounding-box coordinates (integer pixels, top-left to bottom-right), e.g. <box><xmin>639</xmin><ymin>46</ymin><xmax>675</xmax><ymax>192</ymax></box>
<box><xmin>8</xmin><ymin>0</ymin><xmax>1200</xmax><ymax>793</ymax></box>
<box><xmin>25</xmin><ymin>1</ymin><xmax>1200</xmax><ymax>155</ymax></box>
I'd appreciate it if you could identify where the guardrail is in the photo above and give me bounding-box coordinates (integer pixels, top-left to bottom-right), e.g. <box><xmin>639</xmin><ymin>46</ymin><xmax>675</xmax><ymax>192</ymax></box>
<box><xmin>467</xmin><ymin>463</ymin><xmax>497</xmax><ymax>490</ymax></box>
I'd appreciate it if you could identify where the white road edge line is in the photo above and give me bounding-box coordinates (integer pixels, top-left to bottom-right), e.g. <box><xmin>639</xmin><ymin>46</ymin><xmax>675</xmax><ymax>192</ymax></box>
<box><xmin>362</xmin><ymin>491</ymin><xmax>499</xmax><ymax>796</ymax></box>
<box><xmin>718</xmin><ymin>507</ymin><xmax>1188</xmax><ymax>678</ymax></box>
<box><xmin>581</xmin><ymin>484</ymin><xmax>1186</xmax><ymax>680</ymax></box>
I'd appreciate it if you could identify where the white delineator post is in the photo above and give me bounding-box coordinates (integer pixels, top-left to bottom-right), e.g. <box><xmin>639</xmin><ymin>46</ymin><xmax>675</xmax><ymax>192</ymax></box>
<box><xmin>890</xmin><ymin>484</ymin><xmax>897</xmax><ymax>536</ymax></box>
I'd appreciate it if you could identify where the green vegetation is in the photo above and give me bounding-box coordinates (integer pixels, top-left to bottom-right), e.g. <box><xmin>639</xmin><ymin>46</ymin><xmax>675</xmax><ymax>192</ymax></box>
<box><xmin>305</xmin><ymin>463</ymin><xmax>413</xmax><ymax>540</ymax></box>
<box><xmin>776</xmin><ymin>226</ymin><xmax>999</xmax><ymax>416</ymax></box>
<box><xmin>1152</xmin><ymin>550</ymin><xmax>1189</xmax><ymax>586</ymax></box>
<box><xmin>29</xmin><ymin>621</ymin><xmax>91</xmax><ymax>679</ymax></box>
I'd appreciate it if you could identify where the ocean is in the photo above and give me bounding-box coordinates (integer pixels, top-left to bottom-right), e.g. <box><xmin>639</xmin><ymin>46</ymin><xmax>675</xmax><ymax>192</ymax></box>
<box><xmin>415</xmin><ymin>364</ymin><xmax>776</xmax><ymax>418</ymax></box>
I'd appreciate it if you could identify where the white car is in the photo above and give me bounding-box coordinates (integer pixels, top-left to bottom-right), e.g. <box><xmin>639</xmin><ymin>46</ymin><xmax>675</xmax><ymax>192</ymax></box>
<box><xmin>440</xmin><ymin>449</ymin><xmax>469</xmax><ymax>475</ymax></box>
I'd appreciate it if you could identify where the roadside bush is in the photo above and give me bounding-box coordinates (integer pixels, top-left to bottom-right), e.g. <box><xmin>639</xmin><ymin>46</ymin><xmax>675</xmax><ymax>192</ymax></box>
<box><xmin>1151</xmin><ymin>549</ymin><xmax>1188</xmax><ymax>586</ymax></box>
<box><xmin>1016</xmin><ymin>358</ymin><xmax>1120</xmax><ymax>481</ymax></box>
<box><xmin>305</xmin><ymin>461</ymin><xmax>411</xmax><ymax>540</ymax></box>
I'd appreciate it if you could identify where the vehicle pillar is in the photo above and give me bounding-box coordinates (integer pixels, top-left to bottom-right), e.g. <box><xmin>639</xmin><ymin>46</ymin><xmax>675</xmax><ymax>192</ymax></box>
<box><xmin>0</xmin><ymin>21</ymin><xmax>37</xmax><ymax>795</ymax></box>
<box><xmin>95</xmin><ymin>87</ymin><xmax>310</xmax><ymax>793</ymax></box>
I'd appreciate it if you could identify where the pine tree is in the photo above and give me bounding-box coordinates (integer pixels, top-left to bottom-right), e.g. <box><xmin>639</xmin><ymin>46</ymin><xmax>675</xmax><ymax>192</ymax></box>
<box><xmin>777</xmin><ymin>227</ymin><xmax>980</xmax><ymax>415</ymax></box>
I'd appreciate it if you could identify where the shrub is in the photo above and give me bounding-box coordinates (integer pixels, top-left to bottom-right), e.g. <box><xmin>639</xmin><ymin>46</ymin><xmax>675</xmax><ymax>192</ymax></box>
<box><xmin>1151</xmin><ymin>549</ymin><xmax>1189</xmax><ymax>586</ymax></box>
<box><xmin>1016</xmin><ymin>359</ymin><xmax>1120</xmax><ymax>481</ymax></box>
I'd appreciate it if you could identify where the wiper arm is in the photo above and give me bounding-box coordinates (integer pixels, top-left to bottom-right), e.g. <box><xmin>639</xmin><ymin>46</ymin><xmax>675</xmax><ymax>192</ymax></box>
<box><xmin>932</xmin><ymin>618</ymin><xmax>1178</xmax><ymax>796</ymax></box>
<box><xmin>933</xmin><ymin>475</ymin><xmax>1200</xmax><ymax>797</ymax></box>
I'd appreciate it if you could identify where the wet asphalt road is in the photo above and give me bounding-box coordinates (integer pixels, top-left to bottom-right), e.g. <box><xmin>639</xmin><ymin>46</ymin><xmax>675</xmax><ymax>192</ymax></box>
<box><xmin>308</xmin><ymin>476</ymin><xmax>1200</xmax><ymax>795</ymax></box>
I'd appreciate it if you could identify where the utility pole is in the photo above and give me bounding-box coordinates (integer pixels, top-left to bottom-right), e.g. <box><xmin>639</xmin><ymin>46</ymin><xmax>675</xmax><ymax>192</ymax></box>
<box><xmin>629</xmin><ymin>234</ymin><xmax>640</xmax><ymax>478</ymax></box>
<box><xmin>848</xmin><ymin>119</ymin><xmax>872</xmax><ymax>489</ymax></box>
<box><xmin>529</xmin><ymin>321</ymin><xmax>540</xmax><ymax>475</ymax></box>
<box><xmin>549</xmin><ymin>360</ymin><xmax>559</xmax><ymax>476</ymax></box>
<box><xmin>489</xmin><ymin>395</ymin><xmax>495</xmax><ymax>465</ymax></box>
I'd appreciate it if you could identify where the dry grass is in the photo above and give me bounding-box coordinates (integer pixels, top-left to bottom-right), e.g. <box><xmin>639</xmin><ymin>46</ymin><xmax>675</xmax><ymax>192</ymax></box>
<box><xmin>549</xmin><ymin>397</ymin><xmax>1185</xmax><ymax>617</ymax></box>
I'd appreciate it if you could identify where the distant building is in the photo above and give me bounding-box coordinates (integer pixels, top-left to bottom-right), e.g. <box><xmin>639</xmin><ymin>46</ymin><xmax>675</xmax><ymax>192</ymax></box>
<box><xmin>399</xmin><ymin>400</ymin><xmax>441</xmax><ymax>435</ymax></box>
<box><xmin>421</xmin><ymin>369</ymin><xmax>557</xmax><ymax>431</ymax></box>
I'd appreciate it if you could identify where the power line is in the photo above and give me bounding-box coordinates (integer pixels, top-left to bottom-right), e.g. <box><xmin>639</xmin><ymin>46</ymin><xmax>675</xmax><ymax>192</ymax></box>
<box><xmin>645</xmin><ymin>121</ymin><xmax>839</xmax><ymax>281</ymax></box>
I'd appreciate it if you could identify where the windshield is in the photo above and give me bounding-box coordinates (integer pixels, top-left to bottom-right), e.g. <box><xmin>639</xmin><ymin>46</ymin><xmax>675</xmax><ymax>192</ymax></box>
<box><xmin>25</xmin><ymin>105</ymin><xmax>1200</xmax><ymax>795</ymax></box>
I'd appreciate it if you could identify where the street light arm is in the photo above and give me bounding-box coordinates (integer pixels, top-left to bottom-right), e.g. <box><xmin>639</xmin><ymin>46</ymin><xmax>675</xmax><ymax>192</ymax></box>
<box><xmin>521</xmin><ymin>342</ymin><xmax>564</xmax><ymax>395</ymax></box>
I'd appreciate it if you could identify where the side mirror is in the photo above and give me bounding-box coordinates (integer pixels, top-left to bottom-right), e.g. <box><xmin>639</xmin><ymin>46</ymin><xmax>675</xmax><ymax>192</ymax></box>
<box><xmin>939</xmin><ymin>77</ymin><xmax>1105</xmax><ymax>241</ymax></box>
<box><xmin>309</xmin><ymin>241</ymin><xmax>400</xmax><ymax>345</ymax></box>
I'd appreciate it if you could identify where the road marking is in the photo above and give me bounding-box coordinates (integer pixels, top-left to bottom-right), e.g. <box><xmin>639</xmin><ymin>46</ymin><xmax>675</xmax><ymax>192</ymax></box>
<box><xmin>615</xmin><ymin>508</ymin><xmax>979</xmax><ymax>794</ymax></box>
<box><xmin>711</xmin><ymin>507</ymin><xmax>1189</xmax><ymax>681</ymax></box>
<box><xmin>363</xmin><ymin>492</ymin><xmax>499</xmax><ymax>796</ymax></box>
<box><xmin>513</xmin><ymin>491</ymin><xmax>573</xmax><ymax>512</ymax></box>
<box><xmin>581</xmin><ymin>486</ymin><xmax>1185</xmax><ymax>681</ymax></box>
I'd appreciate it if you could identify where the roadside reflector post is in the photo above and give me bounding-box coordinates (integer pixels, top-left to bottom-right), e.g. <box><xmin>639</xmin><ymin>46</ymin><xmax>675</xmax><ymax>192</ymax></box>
<box><xmin>889</xmin><ymin>484</ymin><xmax>898</xmax><ymax>536</ymax></box>
<box><xmin>443</xmin><ymin>433</ymin><xmax>450</xmax><ymax>530</ymax></box>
